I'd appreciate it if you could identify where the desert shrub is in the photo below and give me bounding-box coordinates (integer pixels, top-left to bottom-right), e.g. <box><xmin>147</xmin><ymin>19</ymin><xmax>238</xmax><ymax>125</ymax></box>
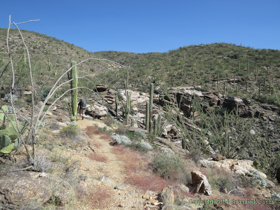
<box><xmin>207</xmin><ymin>169</ymin><xmax>235</xmax><ymax>192</ymax></box>
<box><xmin>114</xmin><ymin>124</ymin><xmax>128</xmax><ymax>135</ymax></box>
<box><xmin>59</xmin><ymin>124</ymin><xmax>79</xmax><ymax>139</ymax></box>
<box><xmin>103</xmin><ymin>114</ymin><xmax>115</xmax><ymax>127</ymax></box>
<box><xmin>153</xmin><ymin>153</ymin><xmax>188</xmax><ymax>183</ymax></box>
<box><xmin>49</xmin><ymin>123</ymin><xmax>60</xmax><ymax>130</ymax></box>
<box><xmin>247</xmin><ymin>170</ymin><xmax>267</xmax><ymax>188</ymax></box>
<box><xmin>126</xmin><ymin>142</ymin><xmax>149</xmax><ymax>153</ymax></box>
<box><xmin>111</xmin><ymin>135</ymin><xmax>132</xmax><ymax>145</ymax></box>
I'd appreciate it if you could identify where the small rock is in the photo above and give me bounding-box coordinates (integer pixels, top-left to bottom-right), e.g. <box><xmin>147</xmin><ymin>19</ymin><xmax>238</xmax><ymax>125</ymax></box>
<box><xmin>220</xmin><ymin>187</ymin><xmax>228</xmax><ymax>194</ymax></box>
<box><xmin>46</xmin><ymin>111</ymin><xmax>52</xmax><ymax>116</ymax></box>
<box><xmin>143</xmin><ymin>194</ymin><xmax>150</xmax><ymax>200</ymax></box>
<box><xmin>114</xmin><ymin>185</ymin><xmax>127</xmax><ymax>191</ymax></box>
<box><xmin>250</xmin><ymin>129</ymin><xmax>256</xmax><ymax>135</ymax></box>
<box><xmin>98</xmin><ymin>176</ymin><xmax>116</xmax><ymax>187</ymax></box>
<box><xmin>38</xmin><ymin>172</ymin><xmax>47</xmax><ymax>177</ymax></box>
<box><xmin>118</xmin><ymin>203</ymin><xmax>124</xmax><ymax>207</ymax></box>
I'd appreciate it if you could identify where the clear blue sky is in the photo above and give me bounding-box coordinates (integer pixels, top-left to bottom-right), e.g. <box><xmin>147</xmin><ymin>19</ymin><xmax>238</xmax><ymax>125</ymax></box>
<box><xmin>1</xmin><ymin>0</ymin><xmax>279</xmax><ymax>53</ymax></box>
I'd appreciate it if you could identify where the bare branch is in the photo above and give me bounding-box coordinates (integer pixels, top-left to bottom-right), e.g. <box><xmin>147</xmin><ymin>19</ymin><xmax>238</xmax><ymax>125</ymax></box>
<box><xmin>14</xmin><ymin>19</ymin><xmax>40</xmax><ymax>25</ymax></box>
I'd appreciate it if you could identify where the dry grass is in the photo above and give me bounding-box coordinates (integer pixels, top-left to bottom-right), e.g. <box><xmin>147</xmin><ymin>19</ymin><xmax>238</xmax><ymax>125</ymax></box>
<box><xmin>90</xmin><ymin>140</ymin><xmax>102</xmax><ymax>148</ymax></box>
<box><xmin>112</xmin><ymin>145</ymin><xmax>177</xmax><ymax>192</ymax></box>
<box><xmin>88</xmin><ymin>153</ymin><xmax>108</xmax><ymax>162</ymax></box>
<box><xmin>127</xmin><ymin>174</ymin><xmax>175</xmax><ymax>192</ymax></box>
<box><xmin>85</xmin><ymin>126</ymin><xmax>102</xmax><ymax>136</ymax></box>
<box><xmin>78</xmin><ymin>186</ymin><xmax>114</xmax><ymax>209</ymax></box>
<box><xmin>100</xmin><ymin>134</ymin><xmax>112</xmax><ymax>141</ymax></box>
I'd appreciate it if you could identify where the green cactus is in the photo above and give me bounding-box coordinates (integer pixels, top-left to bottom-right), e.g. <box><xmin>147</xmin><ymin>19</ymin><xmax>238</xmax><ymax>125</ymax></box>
<box><xmin>131</xmin><ymin>118</ymin><xmax>134</xmax><ymax>127</ymax></box>
<box><xmin>68</xmin><ymin>61</ymin><xmax>78</xmax><ymax>121</ymax></box>
<box><xmin>154</xmin><ymin>118</ymin><xmax>157</xmax><ymax>135</ymax></box>
<box><xmin>146</xmin><ymin>101</ymin><xmax>149</xmax><ymax>131</ymax></box>
<box><xmin>0</xmin><ymin>134</ymin><xmax>11</xmax><ymax>149</ymax></box>
<box><xmin>125</xmin><ymin>91</ymin><xmax>131</xmax><ymax>125</ymax></box>
<box><xmin>149</xmin><ymin>83</ymin><xmax>154</xmax><ymax>133</ymax></box>
<box><xmin>157</xmin><ymin>114</ymin><xmax>162</xmax><ymax>136</ymax></box>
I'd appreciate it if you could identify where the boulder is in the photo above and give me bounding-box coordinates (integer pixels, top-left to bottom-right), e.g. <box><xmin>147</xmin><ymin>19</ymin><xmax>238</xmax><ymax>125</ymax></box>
<box><xmin>0</xmin><ymin>171</ymin><xmax>52</xmax><ymax>209</ymax></box>
<box><xmin>160</xmin><ymin>186</ymin><xmax>174</xmax><ymax>209</ymax></box>
<box><xmin>191</xmin><ymin>171</ymin><xmax>212</xmax><ymax>195</ymax></box>
<box><xmin>211</xmin><ymin>154</ymin><xmax>226</xmax><ymax>161</ymax></box>
<box><xmin>197</xmin><ymin>159</ymin><xmax>267</xmax><ymax>179</ymax></box>
<box><xmin>87</xmin><ymin>104</ymin><xmax>108</xmax><ymax>117</ymax></box>
<box><xmin>95</xmin><ymin>84</ymin><xmax>108</xmax><ymax>92</ymax></box>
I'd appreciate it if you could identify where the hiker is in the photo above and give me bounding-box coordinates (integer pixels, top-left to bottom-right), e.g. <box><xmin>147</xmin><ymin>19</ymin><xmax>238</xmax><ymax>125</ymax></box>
<box><xmin>78</xmin><ymin>98</ymin><xmax>87</xmax><ymax>120</ymax></box>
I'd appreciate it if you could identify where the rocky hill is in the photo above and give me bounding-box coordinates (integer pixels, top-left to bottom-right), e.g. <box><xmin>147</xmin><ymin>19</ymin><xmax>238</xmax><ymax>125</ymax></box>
<box><xmin>0</xmin><ymin>28</ymin><xmax>280</xmax><ymax>209</ymax></box>
<box><xmin>1</xmin><ymin>29</ymin><xmax>280</xmax><ymax>107</ymax></box>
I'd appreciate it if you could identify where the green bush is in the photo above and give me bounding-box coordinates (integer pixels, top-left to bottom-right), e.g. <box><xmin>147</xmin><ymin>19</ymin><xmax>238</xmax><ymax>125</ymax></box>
<box><xmin>59</xmin><ymin>124</ymin><xmax>79</xmax><ymax>139</ymax></box>
<box><xmin>152</xmin><ymin>153</ymin><xmax>188</xmax><ymax>182</ymax></box>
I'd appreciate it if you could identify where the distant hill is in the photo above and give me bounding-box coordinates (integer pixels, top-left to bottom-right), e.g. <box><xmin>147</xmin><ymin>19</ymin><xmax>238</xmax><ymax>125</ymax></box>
<box><xmin>1</xmin><ymin>29</ymin><xmax>280</xmax><ymax>105</ymax></box>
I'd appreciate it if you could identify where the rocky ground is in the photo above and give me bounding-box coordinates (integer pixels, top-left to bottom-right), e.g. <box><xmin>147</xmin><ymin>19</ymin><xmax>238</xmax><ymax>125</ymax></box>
<box><xmin>1</xmin><ymin>85</ymin><xmax>280</xmax><ymax>209</ymax></box>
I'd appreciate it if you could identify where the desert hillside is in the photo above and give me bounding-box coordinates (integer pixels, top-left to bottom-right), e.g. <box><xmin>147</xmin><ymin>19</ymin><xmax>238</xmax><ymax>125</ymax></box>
<box><xmin>0</xmin><ymin>28</ymin><xmax>280</xmax><ymax>210</ymax></box>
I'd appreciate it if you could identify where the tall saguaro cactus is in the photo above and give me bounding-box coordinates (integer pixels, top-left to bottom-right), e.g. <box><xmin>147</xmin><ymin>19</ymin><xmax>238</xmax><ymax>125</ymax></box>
<box><xmin>146</xmin><ymin>101</ymin><xmax>149</xmax><ymax>131</ymax></box>
<box><xmin>68</xmin><ymin>61</ymin><xmax>78</xmax><ymax>121</ymax></box>
<box><xmin>149</xmin><ymin>83</ymin><xmax>154</xmax><ymax>133</ymax></box>
<box><xmin>125</xmin><ymin>91</ymin><xmax>131</xmax><ymax>125</ymax></box>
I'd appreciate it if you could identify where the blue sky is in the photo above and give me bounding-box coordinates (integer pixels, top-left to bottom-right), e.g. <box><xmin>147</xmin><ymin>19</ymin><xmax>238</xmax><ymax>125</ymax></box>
<box><xmin>0</xmin><ymin>0</ymin><xmax>280</xmax><ymax>53</ymax></box>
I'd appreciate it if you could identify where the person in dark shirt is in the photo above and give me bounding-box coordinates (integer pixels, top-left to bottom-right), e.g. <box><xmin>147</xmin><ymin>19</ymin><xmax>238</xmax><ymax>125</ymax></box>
<box><xmin>78</xmin><ymin>98</ymin><xmax>87</xmax><ymax>120</ymax></box>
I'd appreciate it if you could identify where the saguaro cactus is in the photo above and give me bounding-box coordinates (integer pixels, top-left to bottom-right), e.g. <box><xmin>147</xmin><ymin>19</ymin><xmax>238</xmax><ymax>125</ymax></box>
<box><xmin>68</xmin><ymin>61</ymin><xmax>78</xmax><ymax>121</ymax></box>
<box><xmin>149</xmin><ymin>83</ymin><xmax>154</xmax><ymax>133</ymax></box>
<box><xmin>125</xmin><ymin>91</ymin><xmax>131</xmax><ymax>125</ymax></box>
<box><xmin>146</xmin><ymin>101</ymin><xmax>149</xmax><ymax>131</ymax></box>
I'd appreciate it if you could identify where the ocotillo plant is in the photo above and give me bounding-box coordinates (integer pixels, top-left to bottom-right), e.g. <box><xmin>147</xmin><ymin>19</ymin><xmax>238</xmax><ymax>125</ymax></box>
<box><xmin>149</xmin><ymin>83</ymin><xmax>154</xmax><ymax>133</ymax></box>
<box><xmin>146</xmin><ymin>101</ymin><xmax>149</xmax><ymax>131</ymax></box>
<box><xmin>68</xmin><ymin>61</ymin><xmax>78</xmax><ymax>121</ymax></box>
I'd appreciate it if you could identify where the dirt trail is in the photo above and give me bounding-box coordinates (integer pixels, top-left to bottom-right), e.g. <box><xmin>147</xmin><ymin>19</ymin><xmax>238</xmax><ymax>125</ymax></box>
<box><xmin>63</xmin><ymin>118</ymin><xmax>150</xmax><ymax>209</ymax></box>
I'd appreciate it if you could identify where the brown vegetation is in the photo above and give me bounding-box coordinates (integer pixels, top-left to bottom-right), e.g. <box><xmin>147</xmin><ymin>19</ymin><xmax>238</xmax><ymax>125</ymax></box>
<box><xmin>88</xmin><ymin>153</ymin><xmax>108</xmax><ymax>162</ymax></box>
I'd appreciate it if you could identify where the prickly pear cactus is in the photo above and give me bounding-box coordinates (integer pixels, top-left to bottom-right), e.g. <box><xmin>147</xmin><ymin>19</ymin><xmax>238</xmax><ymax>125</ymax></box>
<box><xmin>0</xmin><ymin>134</ymin><xmax>11</xmax><ymax>148</ymax></box>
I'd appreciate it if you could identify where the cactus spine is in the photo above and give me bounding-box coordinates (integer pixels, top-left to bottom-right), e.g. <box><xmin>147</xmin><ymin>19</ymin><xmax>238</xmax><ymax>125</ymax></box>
<box><xmin>68</xmin><ymin>61</ymin><xmax>78</xmax><ymax>121</ymax></box>
<box><xmin>149</xmin><ymin>83</ymin><xmax>154</xmax><ymax>133</ymax></box>
<box><xmin>146</xmin><ymin>101</ymin><xmax>149</xmax><ymax>131</ymax></box>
